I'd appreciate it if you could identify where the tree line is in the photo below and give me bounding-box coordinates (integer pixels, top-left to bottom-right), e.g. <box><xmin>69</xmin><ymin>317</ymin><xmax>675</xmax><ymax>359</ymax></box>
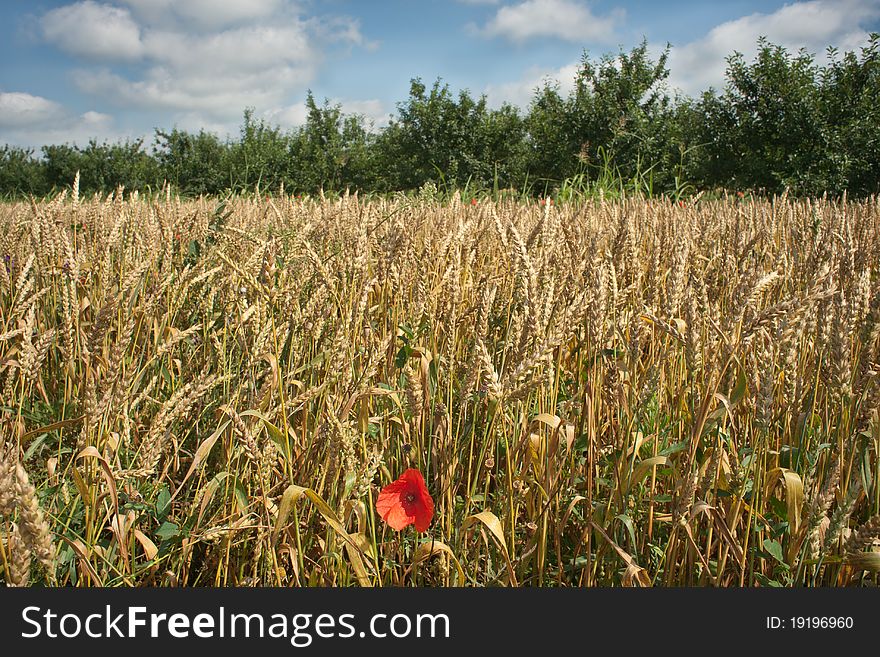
<box><xmin>2</xmin><ymin>36</ymin><xmax>878</xmax><ymax>199</ymax></box>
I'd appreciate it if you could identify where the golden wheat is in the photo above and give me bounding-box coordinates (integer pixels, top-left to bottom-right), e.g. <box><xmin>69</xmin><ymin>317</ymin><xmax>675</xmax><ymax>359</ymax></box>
<box><xmin>0</xmin><ymin>191</ymin><xmax>878</xmax><ymax>587</ymax></box>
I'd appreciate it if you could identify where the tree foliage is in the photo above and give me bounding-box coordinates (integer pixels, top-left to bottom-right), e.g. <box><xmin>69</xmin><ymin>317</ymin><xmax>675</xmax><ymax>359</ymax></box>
<box><xmin>1</xmin><ymin>36</ymin><xmax>878</xmax><ymax>199</ymax></box>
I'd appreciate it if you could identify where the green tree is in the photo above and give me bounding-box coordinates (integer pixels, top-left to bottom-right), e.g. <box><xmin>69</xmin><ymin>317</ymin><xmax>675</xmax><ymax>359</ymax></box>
<box><xmin>2</xmin><ymin>34</ymin><xmax>878</xmax><ymax>200</ymax></box>
<box><xmin>818</xmin><ymin>34</ymin><xmax>880</xmax><ymax>196</ymax></box>
<box><xmin>374</xmin><ymin>78</ymin><xmax>523</xmax><ymax>192</ymax></box>
<box><xmin>572</xmin><ymin>40</ymin><xmax>674</xmax><ymax>186</ymax></box>
<box><xmin>0</xmin><ymin>146</ymin><xmax>48</xmax><ymax>197</ymax></box>
<box><xmin>42</xmin><ymin>139</ymin><xmax>160</xmax><ymax>195</ymax></box>
<box><xmin>229</xmin><ymin>108</ymin><xmax>292</xmax><ymax>193</ymax></box>
<box><xmin>525</xmin><ymin>40</ymin><xmax>678</xmax><ymax>194</ymax></box>
<box><xmin>290</xmin><ymin>92</ymin><xmax>374</xmax><ymax>193</ymax></box>
<box><xmin>692</xmin><ymin>38</ymin><xmax>829</xmax><ymax>195</ymax></box>
<box><xmin>476</xmin><ymin>102</ymin><xmax>528</xmax><ymax>192</ymax></box>
<box><xmin>153</xmin><ymin>128</ymin><xmax>231</xmax><ymax>195</ymax></box>
<box><xmin>524</xmin><ymin>81</ymin><xmax>575</xmax><ymax>191</ymax></box>
<box><xmin>41</xmin><ymin>143</ymin><xmax>82</xmax><ymax>192</ymax></box>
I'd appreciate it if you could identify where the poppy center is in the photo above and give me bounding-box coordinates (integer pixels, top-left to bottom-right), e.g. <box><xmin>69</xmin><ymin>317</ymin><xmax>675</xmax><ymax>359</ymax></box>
<box><xmin>404</xmin><ymin>492</ymin><xmax>417</xmax><ymax>504</ymax></box>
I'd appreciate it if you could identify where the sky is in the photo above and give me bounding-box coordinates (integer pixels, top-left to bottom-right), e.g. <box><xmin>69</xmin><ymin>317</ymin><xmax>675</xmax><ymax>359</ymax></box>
<box><xmin>1</xmin><ymin>0</ymin><xmax>879</xmax><ymax>149</ymax></box>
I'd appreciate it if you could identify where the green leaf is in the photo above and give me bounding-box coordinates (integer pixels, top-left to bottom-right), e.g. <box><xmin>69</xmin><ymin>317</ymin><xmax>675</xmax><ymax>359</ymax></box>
<box><xmin>659</xmin><ymin>440</ymin><xmax>688</xmax><ymax>456</ymax></box>
<box><xmin>763</xmin><ymin>538</ymin><xmax>784</xmax><ymax>564</ymax></box>
<box><xmin>615</xmin><ymin>513</ymin><xmax>638</xmax><ymax>550</ymax></box>
<box><xmin>394</xmin><ymin>346</ymin><xmax>410</xmax><ymax>369</ymax></box>
<box><xmin>343</xmin><ymin>471</ymin><xmax>357</xmax><ymax>499</ymax></box>
<box><xmin>156</xmin><ymin>521</ymin><xmax>179</xmax><ymax>541</ymax></box>
<box><xmin>233</xmin><ymin>481</ymin><xmax>249</xmax><ymax>514</ymax></box>
<box><xmin>23</xmin><ymin>433</ymin><xmax>49</xmax><ymax>461</ymax></box>
<box><xmin>729</xmin><ymin>367</ymin><xmax>748</xmax><ymax>406</ymax></box>
<box><xmin>156</xmin><ymin>485</ymin><xmax>171</xmax><ymax>519</ymax></box>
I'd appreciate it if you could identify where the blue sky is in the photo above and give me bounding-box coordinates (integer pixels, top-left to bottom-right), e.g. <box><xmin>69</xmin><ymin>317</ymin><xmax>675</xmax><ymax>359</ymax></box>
<box><xmin>1</xmin><ymin>0</ymin><xmax>879</xmax><ymax>148</ymax></box>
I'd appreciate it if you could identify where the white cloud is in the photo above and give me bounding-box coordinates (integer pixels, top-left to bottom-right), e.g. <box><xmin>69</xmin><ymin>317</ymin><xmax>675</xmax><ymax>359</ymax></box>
<box><xmin>262</xmin><ymin>98</ymin><xmax>389</xmax><ymax>132</ymax></box>
<box><xmin>485</xmin><ymin>0</ymin><xmax>880</xmax><ymax>108</ymax></box>
<box><xmin>263</xmin><ymin>103</ymin><xmax>309</xmax><ymax>129</ymax></box>
<box><xmin>81</xmin><ymin>110</ymin><xmax>113</xmax><ymax>126</ymax></box>
<box><xmin>338</xmin><ymin>99</ymin><xmax>389</xmax><ymax>129</ymax></box>
<box><xmin>35</xmin><ymin>112</ymin><xmax>117</xmax><ymax>147</ymax></box>
<box><xmin>664</xmin><ymin>0</ymin><xmax>880</xmax><ymax>95</ymax></box>
<box><xmin>118</xmin><ymin>0</ymin><xmax>282</xmax><ymax>31</ymax></box>
<box><xmin>0</xmin><ymin>92</ymin><xmax>66</xmax><ymax>128</ymax></box>
<box><xmin>479</xmin><ymin>0</ymin><xmax>624</xmax><ymax>43</ymax></box>
<box><xmin>167</xmin><ymin>112</ymin><xmax>239</xmax><ymax>138</ymax></box>
<box><xmin>74</xmin><ymin>65</ymin><xmax>313</xmax><ymax>116</ymax></box>
<box><xmin>37</xmin><ymin>1</ymin><xmax>370</xmax><ymax>128</ymax></box>
<box><xmin>140</xmin><ymin>25</ymin><xmax>313</xmax><ymax>77</ymax></box>
<box><xmin>0</xmin><ymin>92</ymin><xmax>117</xmax><ymax>147</ymax></box>
<box><xmin>41</xmin><ymin>1</ymin><xmax>143</xmax><ymax>60</ymax></box>
<box><xmin>308</xmin><ymin>15</ymin><xmax>374</xmax><ymax>49</ymax></box>
<box><xmin>485</xmin><ymin>62</ymin><xmax>580</xmax><ymax>108</ymax></box>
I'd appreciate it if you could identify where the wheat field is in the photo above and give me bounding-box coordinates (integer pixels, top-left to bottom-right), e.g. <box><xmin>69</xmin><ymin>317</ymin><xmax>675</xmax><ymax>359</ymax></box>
<box><xmin>1</xmin><ymin>187</ymin><xmax>879</xmax><ymax>587</ymax></box>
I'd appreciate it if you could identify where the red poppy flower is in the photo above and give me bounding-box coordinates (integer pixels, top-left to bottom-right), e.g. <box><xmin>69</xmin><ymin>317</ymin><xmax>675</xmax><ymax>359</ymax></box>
<box><xmin>376</xmin><ymin>469</ymin><xmax>434</xmax><ymax>532</ymax></box>
<box><xmin>471</xmin><ymin>198</ymin><xmax>478</xmax><ymax>206</ymax></box>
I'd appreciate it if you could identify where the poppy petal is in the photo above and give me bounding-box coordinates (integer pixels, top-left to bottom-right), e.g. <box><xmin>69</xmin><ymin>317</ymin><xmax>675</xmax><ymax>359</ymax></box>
<box><xmin>383</xmin><ymin>502</ymin><xmax>414</xmax><ymax>531</ymax></box>
<box><xmin>400</xmin><ymin>469</ymin><xmax>422</xmax><ymax>485</ymax></box>
<box><xmin>413</xmin><ymin>507</ymin><xmax>432</xmax><ymax>532</ymax></box>
<box><xmin>376</xmin><ymin>469</ymin><xmax>434</xmax><ymax>533</ymax></box>
<box><xmin>376</xmin><ymin>481</ymin><xmax>406</xmax><ymax>516</ymax></box>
